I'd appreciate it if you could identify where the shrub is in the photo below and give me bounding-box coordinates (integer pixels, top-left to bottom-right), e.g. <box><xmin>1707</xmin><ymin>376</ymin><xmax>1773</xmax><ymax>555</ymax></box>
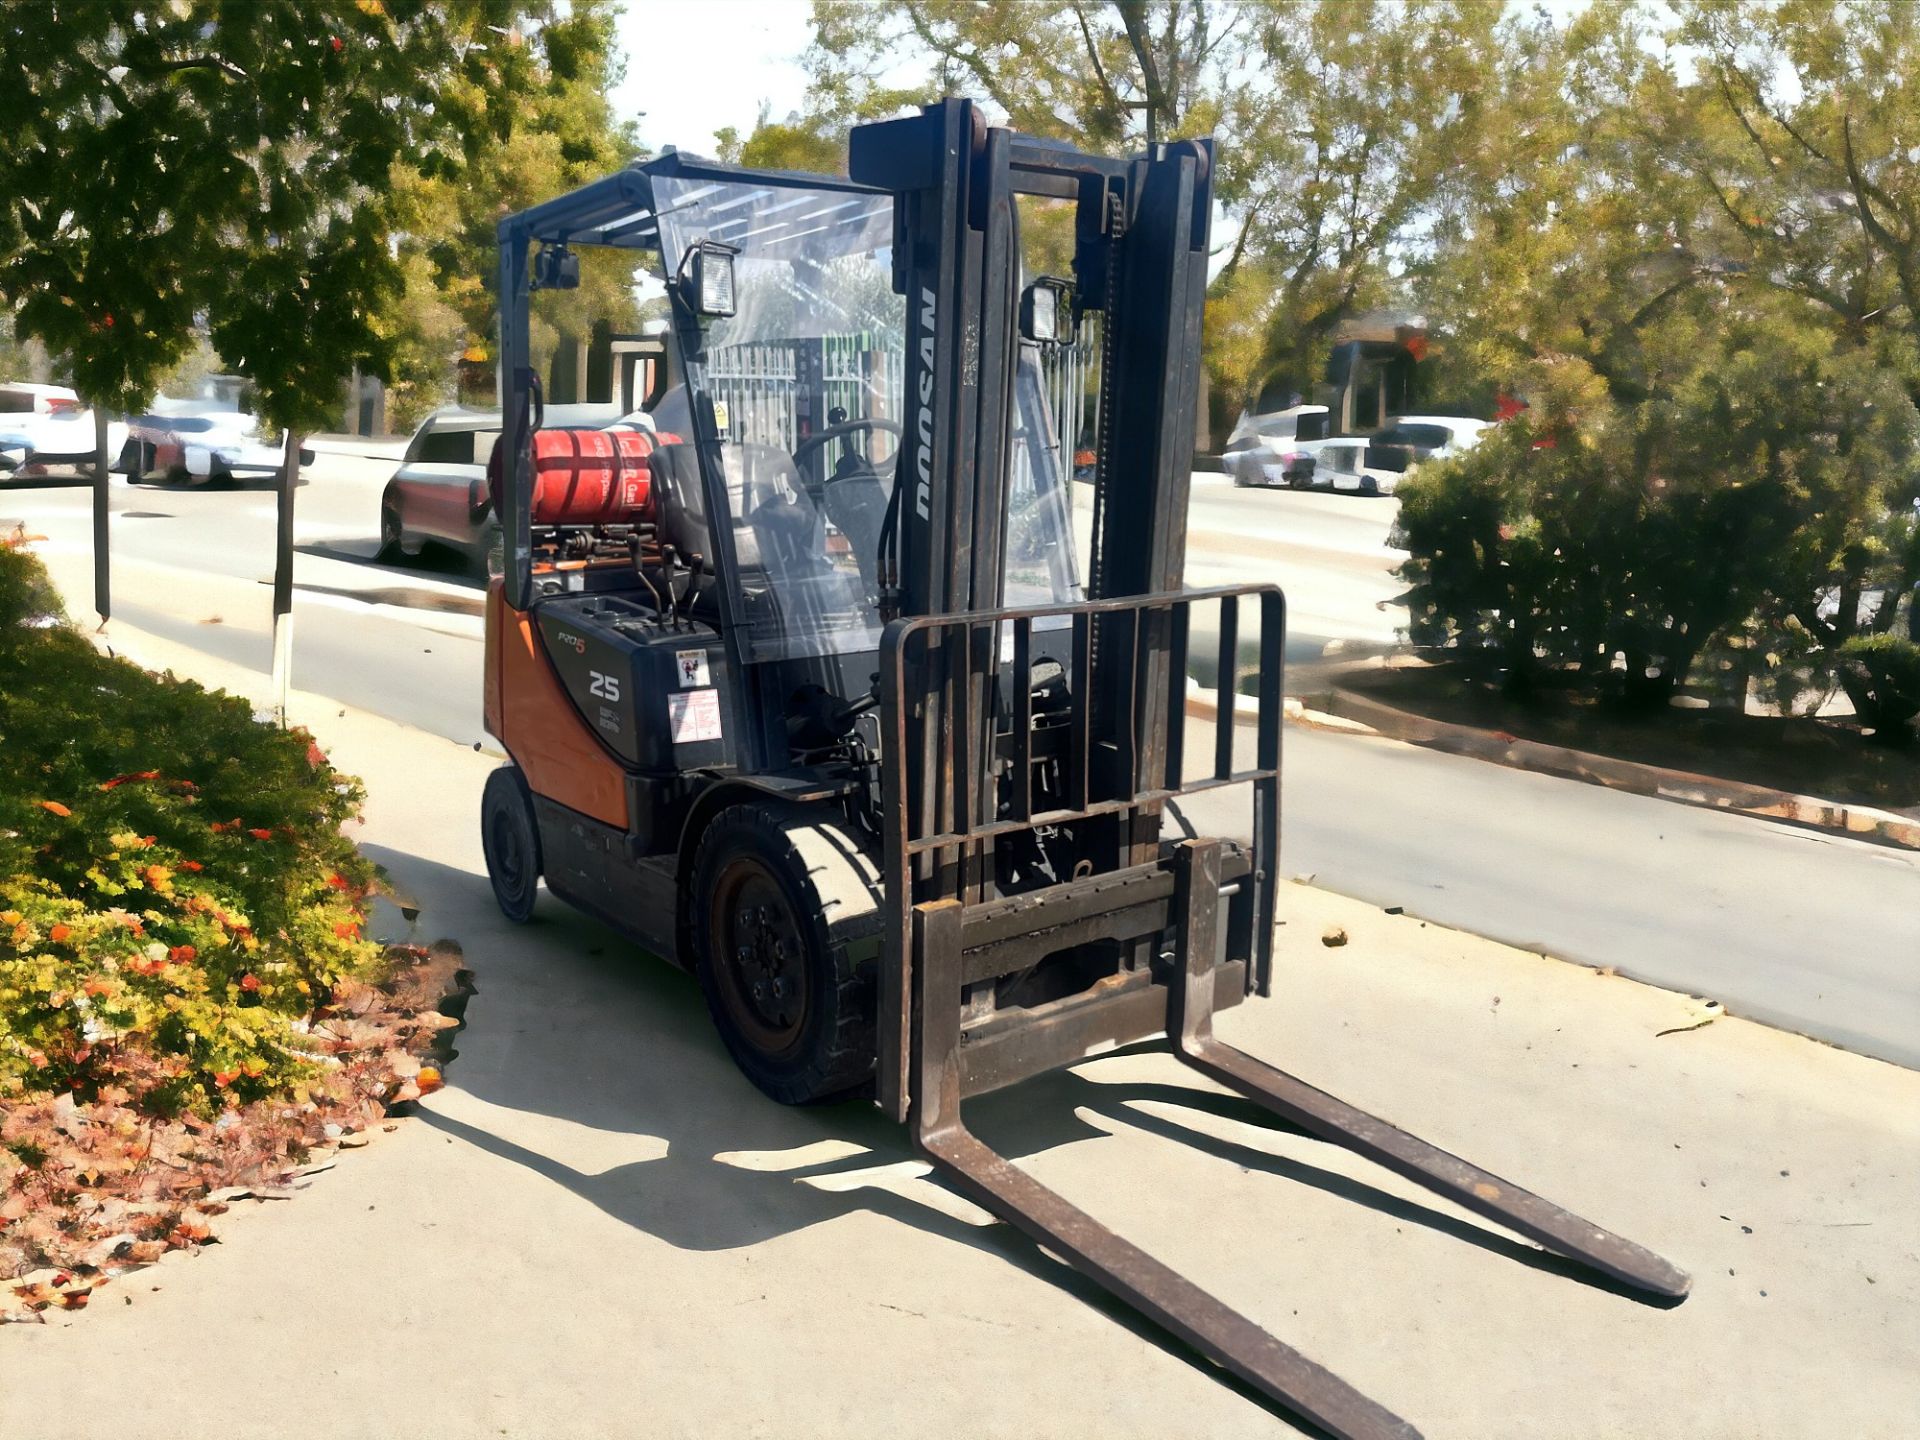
<box><xmin>1397</xmin><ymin>318</ymin><xmax>1920</xmax><ymax>713</ymax></box>
<box><xmin>0</xmin><ymin>542</ymin><xmax>384</xmax><ymax>1111</ymax></box>
<box><xmin>1838</xmin><ymin>633</ymin><xmax>1920</xmax><ymax>744</ymax></box>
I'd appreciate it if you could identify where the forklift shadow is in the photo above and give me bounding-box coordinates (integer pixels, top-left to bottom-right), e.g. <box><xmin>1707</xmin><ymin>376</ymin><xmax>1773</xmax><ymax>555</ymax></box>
<box><xmin>368</xmin><ymin>840</ymin><xmax>1658</xmax><ymax>1430</ymax></box>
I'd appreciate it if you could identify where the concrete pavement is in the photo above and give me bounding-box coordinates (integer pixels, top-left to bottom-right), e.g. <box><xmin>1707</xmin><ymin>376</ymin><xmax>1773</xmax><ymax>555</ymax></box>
<box><xmin>4</xmin><ymin>622</ymin><xmax>1916</xmax><ymax>1439</ymax></box>
<box><xmin>1182</xmin><ymin>722</ymin><xmax>1920</xmax><ymax>1069</ymax></box>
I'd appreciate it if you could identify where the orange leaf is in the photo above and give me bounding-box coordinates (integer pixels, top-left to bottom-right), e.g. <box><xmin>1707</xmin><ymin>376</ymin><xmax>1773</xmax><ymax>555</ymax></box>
<box><xmin>248</xmin><ymin>828</ymin><xmax>273</xmax><ymax>841</ymax></box>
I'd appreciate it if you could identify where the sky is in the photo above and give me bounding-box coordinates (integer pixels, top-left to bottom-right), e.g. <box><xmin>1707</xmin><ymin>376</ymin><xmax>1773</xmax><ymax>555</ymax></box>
<box><xmin>609</xmin><ymin>0</ymin><xmax>816</xmax><ymax>158</ymax></box>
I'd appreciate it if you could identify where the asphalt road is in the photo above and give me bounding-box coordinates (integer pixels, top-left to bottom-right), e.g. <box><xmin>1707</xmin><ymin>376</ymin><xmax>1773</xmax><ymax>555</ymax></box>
<box><xmin>7</xmin><ymin>456</ymin><xmax>1918</xmax><ymax>1066</ymax></box>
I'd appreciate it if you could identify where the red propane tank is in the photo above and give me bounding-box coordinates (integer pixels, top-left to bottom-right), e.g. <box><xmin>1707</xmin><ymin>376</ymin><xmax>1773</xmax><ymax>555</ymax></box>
<box><xmin>528</xmin><ymin>428</ymin><xmax>656</xmax><ymax>526</ymax></box>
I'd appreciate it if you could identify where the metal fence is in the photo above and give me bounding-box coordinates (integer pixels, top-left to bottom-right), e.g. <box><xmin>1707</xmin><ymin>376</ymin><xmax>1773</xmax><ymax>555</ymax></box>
<box><xmin>704</xmin><ymin>335</ymin><xmax>907</xmax><ymax>456</ymax></box>
<box><xmin>1041</xmin><ymin>329</ymin><xmax>1099</xmax><ymax>472</ymax></box>
<box><xmin>705</xmin><ymin>330</ymin><xmax>1095</xmax><ymax>472</ymax></box>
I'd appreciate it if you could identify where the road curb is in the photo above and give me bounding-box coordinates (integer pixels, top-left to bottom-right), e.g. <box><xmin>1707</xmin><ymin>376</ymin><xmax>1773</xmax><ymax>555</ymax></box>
<box><xmin>1321</xmin><ymin>685</ymin><xmax>1920</xmax><ymax>852</ymax></box>
<box><xmin>1181</xmin><ymin>681</ymin><xmax>1377</xmax><ymax>737</ymax></box>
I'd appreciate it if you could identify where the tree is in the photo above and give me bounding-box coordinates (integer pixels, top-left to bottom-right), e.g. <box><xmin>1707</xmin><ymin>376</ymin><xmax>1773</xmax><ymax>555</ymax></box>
<box><xmin>0</xmin><ymin>1</ymin><xmax>597</xmax><ymax>705</ymax></box>
<box><xmin>716</xmin><ymin>103</ymin><xmax>844</xmax><ymax>175</ymax></box>
<box><xmin>791</xmin><ymin>0</ymin><xmax>1503</xmax><ymax>427</ymax></box>
<box><xmin>389</xmin><ymin>0</ymin><xmax>640</xmax><ymax>426</ymax></box>
<box><xmin>1397</xmin><ymin>0</ymin><xmax>1920</xmax><ymax>739</ymax></box>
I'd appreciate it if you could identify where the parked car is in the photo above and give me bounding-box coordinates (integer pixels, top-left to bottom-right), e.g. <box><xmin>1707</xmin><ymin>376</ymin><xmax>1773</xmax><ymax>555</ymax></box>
<box><xmin>1361</xmin><ymin>415</ymin><xmax>1490</xmax><ymax>481</ymax></box>
<box><xmin>1225</xmin><ymin>404</ymin><xmax>1333</xmax><ymax>489</ymax></box>
<box><xmin>119</xmin><ymin>402</ymin><xmax>311</xmax><ymax>485</ymax></box>
<box><xmin>379</xmin><ymin>401</ymin><xmax>626</xmax><ymax>570</ymax></box>
<box><xmin>0</xmin><ymin>383</ymin><xmax>98</xmax><ymax>475</ymax></box>
<box><xmin>1318</xmin><ymin>440</ymin><xmax>1404</xmax><ymax>496</ymax></box>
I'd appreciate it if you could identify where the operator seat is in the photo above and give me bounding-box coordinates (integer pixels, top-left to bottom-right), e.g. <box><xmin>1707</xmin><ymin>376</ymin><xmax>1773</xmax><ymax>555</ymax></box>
<box><xmin>651</xmin><ymin>441</ymin><xmax>827</xmax><ymax>579</ymax></box>
<box><xmin>650</xmin><ymin>440</ymin><xmax>721</xmax><ymax>570</ymax></box>
<box><xmin>732</xmin><ymin>444</ymin><xmax>824</xmax><ymax>573</ymax></box>
<box><xmin>822</xmin><ymin>447</ymin><xmax>890</xmax><ymax>596</ymax></box>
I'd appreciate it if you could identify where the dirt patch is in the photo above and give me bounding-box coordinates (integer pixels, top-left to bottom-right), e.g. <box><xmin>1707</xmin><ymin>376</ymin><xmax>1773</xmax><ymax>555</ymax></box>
<box><xmin>1343</xmin><ymin>665</ymin><xmax>1920</xmax><ymax>814</ymax></box>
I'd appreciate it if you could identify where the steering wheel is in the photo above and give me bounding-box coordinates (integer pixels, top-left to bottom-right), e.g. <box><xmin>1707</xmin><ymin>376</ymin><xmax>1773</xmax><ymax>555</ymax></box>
<box><xmin>792</xmin><ymin>418</ymin><xmax>902</xmax><ymax>481</ymax></box>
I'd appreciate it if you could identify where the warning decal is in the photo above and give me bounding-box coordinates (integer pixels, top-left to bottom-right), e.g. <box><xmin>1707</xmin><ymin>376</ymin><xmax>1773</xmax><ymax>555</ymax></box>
<box><xmin>675</xmin><ymin>648</ymin><xmax>711</xmax><ymax>688</ymax></box>
<box><xmin>668</xmin><ymin>688</ymin><xmax>723</xmax><ymax>744</ymax></box>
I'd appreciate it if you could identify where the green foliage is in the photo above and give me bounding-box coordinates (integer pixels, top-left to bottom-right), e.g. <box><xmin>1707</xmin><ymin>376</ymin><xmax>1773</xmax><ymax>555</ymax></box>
<box><xmin>792</xmin><ymin>0</ymin><xmax>1504</xmax><ymax>414</ymax></box>
<box><xmin>1396</xmin><ymin>0</ymin><xmax>1920</xmax><ymax>727</ymax></box>
<box><xmin>716</xmin><ymin>105</ymin><xmax>845</xmax><ymax>175</ymax></box>
<box><xmin>0</xmin><ymin>2</ymin><xmax>622</xmax><ymax>433</ymax></box>
<box><xmin>1838</xmin><ymin>633</ymin><xmax>1920</xmax><ymax>743</ymax></box>
<box><xmin>391</xmin><ymin>0</ymin><xmax>638</xmax><ymax>417</ymax></box>
<box><xmin>1400</xmin><ymin>306</ymin><xmax>1920</xmax><ymax>708</ymax></box>
<box><xmin>0</xmin><ymin>544</ymin><xmax>382</xmax><ymax>1110</ymax></box>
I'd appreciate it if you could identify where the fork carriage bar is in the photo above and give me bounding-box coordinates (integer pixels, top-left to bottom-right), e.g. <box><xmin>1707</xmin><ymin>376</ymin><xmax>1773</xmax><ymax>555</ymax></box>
<box><xmin>877</xmin><ymin>586</ymin><xmax>1689</xmax><ymax>1440</ymax></box>
<box><xmin>878</xmin><ymin>584</ymin><xmax>1286</xmax><ymax>1117</ymax></box>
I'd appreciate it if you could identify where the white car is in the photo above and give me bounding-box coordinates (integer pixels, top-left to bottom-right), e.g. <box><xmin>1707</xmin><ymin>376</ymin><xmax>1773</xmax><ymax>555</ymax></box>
<box><xmin>118</xmin><ymin>402</ymin><xmax>311</xmax><ymax>485</ymax></box>
<box><xmin>1223</xmin><ymin>404</ymin><xmax>1331</xmax><ymax>488</ymax></box>
<box><xmin>1318</xmin><ymin>440</ymin><xmax>1405</xmax><ymax>496</ymax></box>
<box><xmin>1360</xmin><ymin>415</ymin><xmax>1491</xmax><ymax>491</ymax></box>
<box><xmin>0</xmin><ymin>383</ymin><xmax>98</xmax><ymax>475</ymax></box>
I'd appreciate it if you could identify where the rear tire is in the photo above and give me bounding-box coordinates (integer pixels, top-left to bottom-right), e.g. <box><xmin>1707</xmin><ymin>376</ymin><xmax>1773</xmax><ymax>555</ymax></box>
<box><xmin>481</xmin><ymin>766</ymin><xmax>542</xmax><ymax>923</ymax></box>
<box><xmin>689</xmin><ymin>801</ymin><xmax>882</xmax><ymax>1105</ymax></box>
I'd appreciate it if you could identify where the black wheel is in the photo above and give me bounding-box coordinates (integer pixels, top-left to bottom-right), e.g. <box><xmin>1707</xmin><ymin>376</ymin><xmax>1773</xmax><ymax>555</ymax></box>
<box><xmin>377</xmin><ymin>498</ymin><xmax>406</xmax><ymax>562</ymax></box>
<box><xmin>689</xmin><ymin>801</ymin><xmax>882</xmax><ymax>1105</ymax></box>
<box><xmin>481</xmin><ymin>766</ymin><xmax>542</xmax><ymax>922</ymax></box>
<box><xmin>1360</xmin><ymin>475</ymin><xmax>1379</xmax><ymax>496</ymax></box>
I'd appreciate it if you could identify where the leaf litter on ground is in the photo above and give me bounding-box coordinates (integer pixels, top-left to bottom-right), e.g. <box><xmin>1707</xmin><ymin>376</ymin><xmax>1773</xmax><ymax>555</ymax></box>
<box><xmin>1</xmin><ymin>940</ymin><xmax>469</xmax><ymax>1322</ymax></box>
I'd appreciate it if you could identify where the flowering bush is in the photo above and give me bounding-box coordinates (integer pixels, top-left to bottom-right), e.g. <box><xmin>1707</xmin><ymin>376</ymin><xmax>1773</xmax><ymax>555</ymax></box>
<box><xmin>0</xmin><ymin>543</ymin><xmax>384</xmax><ymax>1111</ymax></box>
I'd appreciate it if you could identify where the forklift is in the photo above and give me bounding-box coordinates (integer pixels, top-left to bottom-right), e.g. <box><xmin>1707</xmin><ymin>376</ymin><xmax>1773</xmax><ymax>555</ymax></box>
<box><xmin>479</xmin><ymin>100</ymin><xmax>1688</xmax><ymax>1439</ymax></box>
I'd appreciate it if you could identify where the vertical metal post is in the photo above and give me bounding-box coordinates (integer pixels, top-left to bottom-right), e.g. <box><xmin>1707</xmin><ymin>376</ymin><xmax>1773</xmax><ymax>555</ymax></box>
<box><xmin>91</xmin><ymin>406</ymin><xmax>110</xmax><ymax>628</ymax></box>
<box><xmin>269</xmin><ymin>428</ymin><xmax>301</xmax><ymax>727</ymax></box>
<box><xmin>498</xmin><ymin>227</ymin><xmax>532</xmax><ymax>611</ymax></box>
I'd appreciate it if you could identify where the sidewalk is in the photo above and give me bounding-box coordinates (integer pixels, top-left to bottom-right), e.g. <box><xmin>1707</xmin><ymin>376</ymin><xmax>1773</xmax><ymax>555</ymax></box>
<box><xmin>4</xmin><ymin>623</ymin><xmax>1917</xmax><ymax>1439</ymax></box>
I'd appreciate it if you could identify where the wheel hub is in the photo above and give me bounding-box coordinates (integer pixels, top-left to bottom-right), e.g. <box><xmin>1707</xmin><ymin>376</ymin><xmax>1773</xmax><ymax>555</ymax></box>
<box><xmin>712</xmin><ymin>865</ymin><xmax>809</xmax><ymax>1053</ymax></box>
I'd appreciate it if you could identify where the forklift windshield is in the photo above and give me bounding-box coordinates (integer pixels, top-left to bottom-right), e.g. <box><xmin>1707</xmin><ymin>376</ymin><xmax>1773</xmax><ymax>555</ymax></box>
<box><xmin>654</xmin><ymin>175</ymin><xmax>1081</xmax><ymax>662</ymax></box>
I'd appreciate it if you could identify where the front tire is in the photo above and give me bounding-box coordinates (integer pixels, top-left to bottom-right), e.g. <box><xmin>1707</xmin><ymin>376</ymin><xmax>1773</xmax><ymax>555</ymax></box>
<box><xmin>481</xmin><ymin>766</ymin><xmax>542</xmax><ymax>922</ymax></box>
<box><xmin>689</xmin><ymin>801</ymin><xmax>882</xmax><ymax>1105</ymax></box>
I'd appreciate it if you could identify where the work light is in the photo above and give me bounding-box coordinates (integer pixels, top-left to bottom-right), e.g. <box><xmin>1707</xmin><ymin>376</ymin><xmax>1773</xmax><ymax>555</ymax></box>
<box><xmin>681</xmin><ymin>240</ymin><xmax>738</xmax><ymax>318</ymax></box>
